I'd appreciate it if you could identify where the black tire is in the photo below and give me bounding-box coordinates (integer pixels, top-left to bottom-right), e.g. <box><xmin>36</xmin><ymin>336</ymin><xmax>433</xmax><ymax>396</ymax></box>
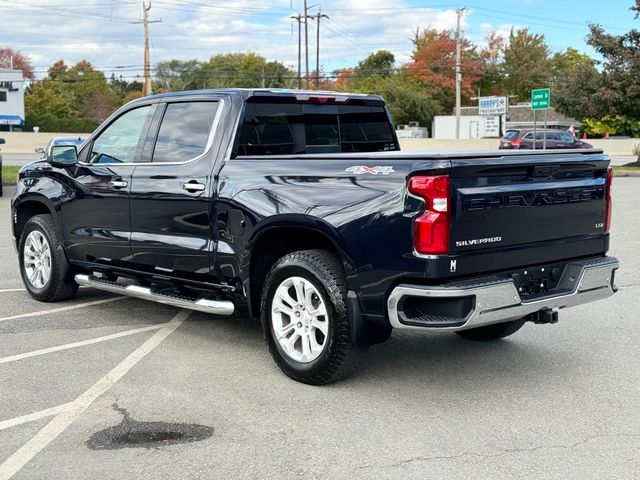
<box><xmin>455</xmin><ymin>319</ymin><xmax>526</xmax><ymax>342</ymax></box>
<box><xmin>19</xmin><ymin>214</ymin><xmax>78</xmax><ymax>302</ymax></box>
<box><xmin>261</xmin><ymin>249</ymin><xmax>359</xmax><ymax>385</ymax></box>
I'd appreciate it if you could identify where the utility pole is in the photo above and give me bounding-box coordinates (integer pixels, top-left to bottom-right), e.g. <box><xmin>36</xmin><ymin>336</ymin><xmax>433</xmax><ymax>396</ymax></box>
<box><xmin>454</xmin><ymin>7</ymin><xmax>465</xmax><ymax>140</ymax></box>
<box><xmin>314</xmin><ymin>8</ymin><xmax>329</xmax><ymax>89</ymax></box>
<box><xmin>291</xmin><ymin>14</ymin><xmax>303</xmax><ymax>88</ymax></box>
<box><xmin>304</xmin><ymin>0</ymin><xmax>310</xmax><ymax>89</ymax></box>
<box><xmin>132</xmin><ymin>2</ymin><xmax>161</xmax><ymax>96</ymax></box>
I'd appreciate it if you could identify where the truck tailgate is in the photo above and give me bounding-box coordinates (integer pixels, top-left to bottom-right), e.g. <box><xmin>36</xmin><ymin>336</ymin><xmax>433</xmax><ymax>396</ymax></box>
<box><xmin>449</xmin><ymin>151</ymin><xmax>610</xmax><ymax>255</ymax></box>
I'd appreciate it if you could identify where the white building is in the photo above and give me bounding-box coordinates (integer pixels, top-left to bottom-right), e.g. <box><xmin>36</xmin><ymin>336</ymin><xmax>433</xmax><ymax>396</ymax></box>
<box><xmin>432</xmin><ymin>115</ymin><xmax>502</xmax><ymax>139</ymax></box>
<box><xmin>0</xmin><ymin>69</ymin><xmax>26</xmax><ymax>132</ymax></box>
<box><xmin>396</xmin><ymin>122</ymin><xmax>429</xmax><ymax>139</ymax></box>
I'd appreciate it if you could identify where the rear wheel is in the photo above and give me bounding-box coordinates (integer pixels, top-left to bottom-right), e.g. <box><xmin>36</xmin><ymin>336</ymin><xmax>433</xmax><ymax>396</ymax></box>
<box><xmin>261</xmin><ymin>249</ymin><xmax>359</xmax><ymax>385</ymax></box>
<box><xmin>455</xmin><ymin>319</ymin><xmax>525</xmax><ymax>342</ymax></box>
<box><xmin>19</xmin><ymin>215</ymin><xmax>78</xmax><ymax>302</ymax></box>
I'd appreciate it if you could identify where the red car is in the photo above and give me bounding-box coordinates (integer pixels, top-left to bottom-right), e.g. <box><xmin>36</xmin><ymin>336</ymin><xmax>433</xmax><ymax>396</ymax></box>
<box><xmin>499</xmin><ymin>129</ymin><xmax>592</xmax><ymax>149</ymax></box>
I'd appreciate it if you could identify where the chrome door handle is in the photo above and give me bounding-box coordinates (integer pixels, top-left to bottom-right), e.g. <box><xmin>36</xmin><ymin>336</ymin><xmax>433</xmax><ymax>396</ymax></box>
<box><xmin>183</xmin><ymin>182</ymin><xmax>205</xmax><ymax>193</ymax></box>
<box><xmin>109</xmin><ymin>180</ymin><xmax>128</xmax><ymax>189</ymax></box>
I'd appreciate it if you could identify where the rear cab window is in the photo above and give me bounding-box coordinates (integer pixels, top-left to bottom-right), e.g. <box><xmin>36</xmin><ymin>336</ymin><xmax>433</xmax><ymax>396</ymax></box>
<box><xmin>235</xmin><ymin>95</ymin><xmax>399</xmax><ymax>156</ymax></box>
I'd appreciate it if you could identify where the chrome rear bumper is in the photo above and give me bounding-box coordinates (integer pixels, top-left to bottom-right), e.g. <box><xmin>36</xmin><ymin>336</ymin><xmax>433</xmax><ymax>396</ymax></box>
<box><xmin>387</xmin><ymin>257</ymin><xmax>619</xmax><ymax>331</ymax></box>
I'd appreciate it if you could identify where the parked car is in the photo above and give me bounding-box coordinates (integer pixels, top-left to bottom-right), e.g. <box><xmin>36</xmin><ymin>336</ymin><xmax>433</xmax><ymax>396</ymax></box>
<box><xmin>499</xmin><ymin>129</ymin><xmax>592</xmax><ymax>149</ymax></box>
<box><xmin>35</xmin><ymin>136</ymin><xmax>87</xmax><ymax>159</ymax></box>
<box><xmin>12</xmin><ymin>89</ymin><xmax>618</xmax><ymax>384</ymax></box>
<box><xmin>0</xmin><ymin>137</ymin><xmax>4</xmax><ymax>197</ymax></box>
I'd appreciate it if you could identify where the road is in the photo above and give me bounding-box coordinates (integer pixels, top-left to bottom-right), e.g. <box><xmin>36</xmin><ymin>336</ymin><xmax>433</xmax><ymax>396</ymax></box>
<box><xmin>1</xmin><ymin>153</ymin><xmax>637</xmax><ymax>167</ymax></box>
<box><xmin>0</xmin><ymin>181</ymin><xmax>638</xmax><ymax>479</ymax></box>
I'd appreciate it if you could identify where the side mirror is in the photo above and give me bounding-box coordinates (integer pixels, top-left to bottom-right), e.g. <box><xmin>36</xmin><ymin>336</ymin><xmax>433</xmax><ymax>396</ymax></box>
<box><xmin>49</xmin><ymin>145</ymin><xmax>78</xmax><ymax>166</ymax></box>
<box><xmin>35</xmin><ymin>147</ymin><xmax>45</xmax><ymax>154</ymax></box>
<box><xmin>0</xmin><ymin>138</ymin><xmax>5</xmax><ymax>145</ymax></box>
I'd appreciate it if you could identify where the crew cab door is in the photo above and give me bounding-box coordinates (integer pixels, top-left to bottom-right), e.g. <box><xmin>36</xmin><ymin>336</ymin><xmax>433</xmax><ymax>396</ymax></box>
<box><xmin>128</xmin><ymin>98</ymin><xmax>225</xmax><ymax>284</ymax></box>
<box><xmin>62</xmin><ymin>104</ymin><xmax>155</xmax><ymax>265</ymax></box>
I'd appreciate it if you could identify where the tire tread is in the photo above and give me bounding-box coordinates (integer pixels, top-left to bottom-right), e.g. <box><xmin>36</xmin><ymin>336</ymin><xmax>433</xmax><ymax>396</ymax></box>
<box><xmin>262</xmin><ymin>249</ymin><xmax>359</xmax><ymax>385</ymax></box>
<box><xmin>20</xmin><ymin>214</ymin><xmax>78</xmax><ymax>302</ymax></box>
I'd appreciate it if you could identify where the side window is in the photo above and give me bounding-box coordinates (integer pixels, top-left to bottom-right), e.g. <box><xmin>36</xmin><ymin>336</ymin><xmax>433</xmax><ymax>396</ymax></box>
<box><xmin>152</xmin><ymin>102</ymin><xmax>219</xmax><ymax>163</ymax></box>
<box><xmin>523</xmin><ymin>133</ymin><xmax>533</xmax><ymax>140</ymax></box>
<box><xmin>89</xmin><ymin>106</ymin><xmax>151</xmax><ymax>164</ymax></box>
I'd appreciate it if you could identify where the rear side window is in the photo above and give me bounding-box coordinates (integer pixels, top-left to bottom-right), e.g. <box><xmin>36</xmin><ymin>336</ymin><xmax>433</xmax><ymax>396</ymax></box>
<box><xmin>237</xmin><ymin>100</ymin><xmax>398</xmax><ymax>155</ymax></box>
<box><xmin>152</xmin><ymin>102</ymin><xmax>219</xmax><ymax>163</ymax></box>
<box><xmin>560</xmin><ymin>133</ymin><xmax>575</xmax><ymax>142</ymax></box>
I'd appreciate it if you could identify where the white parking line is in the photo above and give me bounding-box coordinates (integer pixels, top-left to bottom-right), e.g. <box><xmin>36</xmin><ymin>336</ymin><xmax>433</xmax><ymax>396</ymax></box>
<box><xmin>0</xmin><ymin>324</ymin><xmax>163</xmax><ymax>365</ymax></box>
<box><xmin>0</xmin><ymin>403</ymin><xmax>74</xmax><ymax>432</ymax></box>
<box><xmin>0</xmin><ymin>289</ymin><xmax>25</xmax><ymax>293</ymax></box>
<box><xmin>0</xmin><ymin>309</ymin><xmax>189</xmax><ymax>480</ymax></box>
<box><xmin>0</xmin><ymin>296</ymin><xmax>126</xmax><ymax>323</ymax></box>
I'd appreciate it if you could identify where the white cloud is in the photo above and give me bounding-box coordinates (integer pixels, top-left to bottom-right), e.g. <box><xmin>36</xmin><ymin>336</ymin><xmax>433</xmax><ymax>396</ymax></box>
<box><xmin>0</xmin><ymin>0</ymin><xmax>489</xmax><ymax>81</ymax></box>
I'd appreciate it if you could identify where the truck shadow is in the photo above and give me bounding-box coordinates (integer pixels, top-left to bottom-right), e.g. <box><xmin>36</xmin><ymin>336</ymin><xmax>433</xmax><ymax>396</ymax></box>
<box><xmin>185</xmin><ymin>311</ymin><xmax>583</xmax><ymax>393</ymax></box>
<box><xmin>353</xmin><ymin>325</ymin><xmax>581</xmax><ymax>391</ymax></box>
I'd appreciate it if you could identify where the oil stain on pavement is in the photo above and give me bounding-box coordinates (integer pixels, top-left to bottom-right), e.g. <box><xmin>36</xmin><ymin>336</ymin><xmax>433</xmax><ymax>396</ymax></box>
<box><xmin>87</xmin><ymin>404</ymin><xmax>213</xmax><ymax>450</ymax></box>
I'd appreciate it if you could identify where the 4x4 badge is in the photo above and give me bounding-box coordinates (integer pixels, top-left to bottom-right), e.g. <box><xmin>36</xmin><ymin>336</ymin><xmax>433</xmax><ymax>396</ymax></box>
<box><xmin>345</xmin><ymin>166</ymin><xmax>395</xmax><ymax>175</ymax></box>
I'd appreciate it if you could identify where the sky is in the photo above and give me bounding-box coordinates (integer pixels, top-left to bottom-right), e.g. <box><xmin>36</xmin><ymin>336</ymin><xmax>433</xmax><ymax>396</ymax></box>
<box><xmin>0</xmin><ymin>0</ymin><xmax>638</xmax><ymax>82</ymax></box>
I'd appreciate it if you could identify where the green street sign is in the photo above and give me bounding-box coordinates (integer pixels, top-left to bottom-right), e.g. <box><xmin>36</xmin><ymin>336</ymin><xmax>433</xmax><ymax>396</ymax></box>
<box><xmin>531</xmin><ymin>88</ymin><xmax>550</xmax><ymax>110</ymax></box>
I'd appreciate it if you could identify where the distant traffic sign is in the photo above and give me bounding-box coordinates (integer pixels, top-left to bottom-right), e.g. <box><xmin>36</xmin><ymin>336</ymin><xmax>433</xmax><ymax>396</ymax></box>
<box><xmin>531</xmin><ymin>88</ymin><xmax>550</xmax><ymax>110</ymax></box>
<box><xmin>478</xmin><ymin>96</ymin><xmax>508</xmax><ymax>115</ymax></box>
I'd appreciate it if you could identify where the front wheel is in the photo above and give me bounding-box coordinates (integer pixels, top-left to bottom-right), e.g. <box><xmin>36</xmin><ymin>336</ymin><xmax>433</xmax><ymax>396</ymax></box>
<box><xmin>19</xmin><ymin>214</ymin><xmax>78</xmax><ymax>302</ymax></box>
<box><xmin>261</xmin><ymin>249</ymin><xmax>359</xmax><ymax>385</ymax></box>
<box><xmin>455</xmin><ymin>319</ymin><xmax>525</xmax><ymax>342</ymax></box>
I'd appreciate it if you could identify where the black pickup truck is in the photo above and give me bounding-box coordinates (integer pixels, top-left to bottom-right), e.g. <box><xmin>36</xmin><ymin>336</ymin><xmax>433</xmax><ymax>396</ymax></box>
<box><xmin>11</xmin><ymin>89</ymin><xmax>618</xmax><ymax>384</ymax></box>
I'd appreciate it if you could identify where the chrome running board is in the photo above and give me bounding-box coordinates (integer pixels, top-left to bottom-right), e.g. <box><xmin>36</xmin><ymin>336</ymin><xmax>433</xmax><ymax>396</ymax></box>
<box><xmin>75</xmin><ymin>274</ymin><xmax>235</xmax><ymax>316</ymax></box>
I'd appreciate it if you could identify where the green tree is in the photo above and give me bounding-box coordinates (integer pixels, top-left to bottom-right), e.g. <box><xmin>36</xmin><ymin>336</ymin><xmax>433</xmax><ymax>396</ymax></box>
<box><xmin>110</xmin><ymin>74</ymin><xmax>143</xmax><ymax>103</ymax></box>
<box><xmin>353</xmin><ymin>50</ymin><xmax>395</xmax><ymax>78</ymax></box>
<box><xmin>155</xmin><ymin>54</ymin><xmax>295</xmax><ymax>91</ymax></box>
<box><xmin>335</xmin><ymin>52</ymin><xmax>438</xmax><ymax>129</ymax></box>
<box><xmin>25</xmin><ymin>82</ymin><xmax>75</xmax><ymax>132</ymax></box>
<box><xmin>502</xmin><ymin>28</ymin><xmax>551</xmax><ymax>102</ymax></box>
<box><xmin>477</xmin><ymin>31</ymin><xmax>506</xmax><ymax>96</ymax></box>
<box><xmin>25</xmin><ymin>60</ymin><xmax>117</xmax><ymax>132</ymax></box>
<box><xmin>155</xmin><ymin>59</ymin><xmax>204</xmax><ymax>91</ymax></box>
<box><xmin>202</xmin><ymin>53</ymin><xmax>293</xmax><ymax>89</ymax></box>
<box><xmin>552</xmin><ymin>50</ymin><xmax>607</xmax><ymax>120</ymax></box>
<box><xmin>587</xmin><ymin>3</ymin><xmax>640</xmax><ymax>119</ymax></box>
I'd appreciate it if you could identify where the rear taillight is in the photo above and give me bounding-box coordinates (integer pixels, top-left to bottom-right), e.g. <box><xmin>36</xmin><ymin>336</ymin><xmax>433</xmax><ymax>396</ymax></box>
<box><xmin>510</xmin><ymin>139</ymin><xmax>521</xmax><ymax>147</ymax></box>
<box><xmin>605</xmin><ymin>167</ymin><xmax>613</xmax><ymax>232</ymax></box>
<box><xmin>408</xmin><ymin>175</ymin><xmax>450</xmax><ymax>255</ymax></box>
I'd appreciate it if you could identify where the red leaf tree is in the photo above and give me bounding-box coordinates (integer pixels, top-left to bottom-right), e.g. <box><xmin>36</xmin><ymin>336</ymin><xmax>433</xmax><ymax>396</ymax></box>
<box><xmin>407</xmin><ymin>28</ymin><xmax>482</xmax><ymax>113</ymax></box>
<box><xmin>0</xmin><ymin>47</ymin><xmax>35</xmax><ymax>79</ymax></box>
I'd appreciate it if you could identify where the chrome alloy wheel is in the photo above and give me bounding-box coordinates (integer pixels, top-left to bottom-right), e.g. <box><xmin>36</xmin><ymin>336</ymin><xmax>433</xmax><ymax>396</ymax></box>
<box><xmin>271</xmin><ymin>276</ymin><xmax>329</xmax><ymax>363</ymax></box>
<box><xmin>23</xmin><ymin>231</ymin><xmax>52</xmax><ymax>289</ymax></box>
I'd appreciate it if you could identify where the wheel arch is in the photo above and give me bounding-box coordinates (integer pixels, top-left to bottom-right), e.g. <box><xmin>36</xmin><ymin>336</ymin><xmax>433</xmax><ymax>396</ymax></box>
<box><xmin>245</xmin><ymin>216</ymin><xmax>355</xmax><ymax>318</ymax></box>
<box><xmin>13</xmin><ymin>196</ymin><xmax>59</xmax><ymax>244</ymax></box>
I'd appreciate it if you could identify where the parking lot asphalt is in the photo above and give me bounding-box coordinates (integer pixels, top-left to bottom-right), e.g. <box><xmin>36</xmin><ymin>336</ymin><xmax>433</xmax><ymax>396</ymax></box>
<box><xmin>0</xmin><ymin>180</ymin><xmax>638</xmax><ymax>480</ymax></box>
